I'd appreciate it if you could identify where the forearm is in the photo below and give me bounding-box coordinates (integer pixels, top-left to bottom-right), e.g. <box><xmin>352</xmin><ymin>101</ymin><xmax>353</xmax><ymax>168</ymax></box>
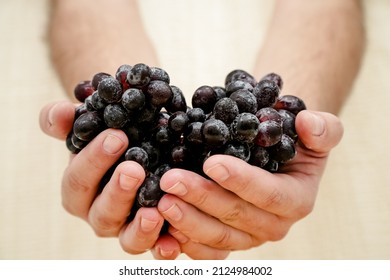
<box><xmin>253</xmin><ymin>0</ymin><xmax>365</xmax><ymax>114</ymax></box>
<box><xmin>49</xmin><ymin>0</ymin><xmax>159</xmax><ymax>99</ymax></box>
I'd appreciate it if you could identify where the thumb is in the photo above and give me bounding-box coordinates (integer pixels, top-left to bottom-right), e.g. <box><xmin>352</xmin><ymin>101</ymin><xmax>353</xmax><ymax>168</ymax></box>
<box><xmin>295</xmin><ymin>110</ymin><xmax>344</xmax><ymax>154</ymax></box>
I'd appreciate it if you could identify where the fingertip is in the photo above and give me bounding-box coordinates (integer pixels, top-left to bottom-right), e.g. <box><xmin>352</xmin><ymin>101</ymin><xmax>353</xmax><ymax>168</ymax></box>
<box><xmin>39</xmin><ymin>100</ymin><xmax>76</xmax><ymax>140</ymax></box>
<box><xmin>296</xmin><ymin>110</ymin><xmax>344</xmax><ymax>153</ymax></box>
<box><xmin>152</xmin><ymin>234</ymin><xmax>181</xmax><ymax>260</ymax></box>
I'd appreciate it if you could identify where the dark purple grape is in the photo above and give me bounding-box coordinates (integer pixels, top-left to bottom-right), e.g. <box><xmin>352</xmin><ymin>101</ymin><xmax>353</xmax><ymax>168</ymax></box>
<box><xmin>213</xmin><ymin>97</ymin><xmax>239</xmax><ymax>124</ymax></box>
<box><xmin>253</xmin><ymin>79</ymin><xmax>280</xmax><ymax>109</ymax></box>
<box><xmin>225</xmin><ymin>69</ymin><xmax>257</xmax><ymax>87</ymax></box>
<box><xmin>230</xmin><ymin>112</ymin><xmax>260</xmax><ymax>143</ymax></box>
<box><xmin>66</xmin><ymin>132</ymin><xmax>81</xmax><ymax>154</ymax></box>
<box><xmin>260</xmin><ymin>72</ymin><xmax>283</xmax><ymax>90</ymax></box>
<box><xmin>213</xmin><ymin>86</ymin><xmax>227</xmax><ymax>100</ymax></box>
<box><xmin>75</xmin><ymin>103</ymin><xmax>88</xmax><ymax>119</ymax></box>
<box><xmin>115</xmin><ymin>64</ymin><xmax>132</xmax><ymax>91</ymax></box>
<box><xmin>73</xmin><ymin>111</ymin><xmax>103</xmax><ymax>141</ymax></box>
<box><xmin>91</xmin><ymin>90</ymin><xmax>106</xmax><ymax>111</ymax></box>
<box><xmin>122</xmin><ymin>124</ymin><xmax>144</xmax><ymax>146</ymax></box>
<box><xmin>153</xmin><ymin>125</ymin><xmax>172</xmax><ymax>147</ymax></box>
<box><xmin>184</xmin><ymin>121</ymin><xmax>204</xmax><ymax>147</ymax></box>
<box><xmin>255</xmin><ymin>107</ymin><xmax>282</xmax><ymax>123</ymax></box>
<box><xmin>154</xmin><ymin>164</ymin><xmax>172</xmax><ymax>177</ymax></box>
<box><xmin>103</xmin><ymin>104</ymin><xmax>128</xmax><ymax>128</ymax></box>
<box><xmin>150</xmin><ymin>66</ymin><xmax>170</xmax><ymax>83</ymax></box>
<box><xmin>84</xmin><ymin>95</ymin><xmax>95</xmax><ymax>111</ymax></box>
<box><xmin>171</xmin><ymin>145</ymin><xmax>190</xmax><ymax>167</ymax></box>
<box><xmin>165</xmin><ymin>85</ymin><xmax>187</xmax><ymax>113</ymax></box>
<box><xmin>191</xmin><ymin>85</ymin><xmax>217</xmax><ymax>114</ymax></box>
<box><xmin>125</xmin><ymin>147</ymin><xmax>149</xmax><ymax>169</ymax></box>
<box><xmin>97</xmin><ymin>77</ymin><xmax>123</xmax><ymax>103</ymax></box>
<box><xmin>141</xmin><ymin>141</ymin><xmax>161</xmax><ymax>170</ymax></box>
<box><xmin>145</xmin><ymin>80</ymin><xmax>173</xmax><ymax>107</ymax></box>
<box><xmin>201</xmin><ymin>119</ymin><xmax>230</xmax><ymax>148</ymax></box>
<box><xmin>229</xmin><ymin>89</ymin><xmax>257</xmax><ymax>114</ymax></box>
<box><xmin>274</xmin><ymin>95</ymin><xmax>306</xmax><ymax>115</ymax></box>
<box><xmin>92</xmin><ymin>72</ymin><xmax>112</xmax><ymax>90</ymax></box>
<box><xmin>254</xmin><ymin>120</ymin><xmax>283</xmax><ymax>147</ymax></box>
<box><xmin>135</xmin><ymin>104</ymin><xmax>159</xmax><ymax>128</ymax></box>
<box><xmin>226</xmin><ymin>80</ymin><xmax>254</xmax><ymax>96</ymax></box>
<box><xmin>74</xmin><ymin>80</ymin><xmax>94</xmax><ymax>102</ymax></box>
<box><xmin>168</xmin><ymin>111</ymin><xmax>189</xmax><ymax>135</ymax></box>
<box><xmin>186</xmin><ymin>107</ymin><xmax>206</xmax><ymax>123</ymax></box>
<box><xmin>263</xmin><ymin>159</ymin><xmax>279</xmax><ymax>173</ymax></box>
<box><xmin>269</xmin><ymin>134</ymin><xmax>296</xmax><ymax>163</ymax></box>
<box><xmin>278</xmin><ymin>109</ymin><xmax>298</xmax><ymax>141</ymax></box>
<box><xmin>137</xmin><ymin>175</ymin><xmax>164</xmax><ymax>207</ymax></box>
<box><xmin>223</xmin><ymin>142</ymin><xmax>251</xmax><ymax>162</ymax></box>
<box><xmin>71</xmin><ymin>133</ymin><xmax>88</xmax><ymax>150</ymax></box>
<box><xmin>249</xmin><ymin>146</ymin><xmax>269</xmax><ymax>168</ymax></box>
<box><xmin>127</xmin><ymin>63</ymin><xmax>151</xmax><ymax>88</ymax></box>
<box><xmin>121</xmin><ymin>88</ymin><xmax>145</xmax><ymax>113</ymax></box>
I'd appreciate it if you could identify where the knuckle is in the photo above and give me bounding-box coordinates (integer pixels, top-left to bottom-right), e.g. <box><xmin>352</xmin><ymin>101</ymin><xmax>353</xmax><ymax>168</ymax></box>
<box><xmin>261</xmin><ymin>188</ymin><xmax>285</xmax><ymax>209</ymax></box>
<box><xmin>220</xmin><ymin>201</ymin><xmax>244</xmax><ymax>223</ymax></box>
<box><xmin>211</xmin><ymin>227</ymin><xmax>232</xmax><ymax>249</ymax></box>
<box><xmin>64</xmin><ymin>169</ymin><xmax>91</xmax><ymax>194</ymax></box>
<box><xmin>90</xmin><ymin>212</ymin><xmax>122</xmax><ymax>237</ymax></box>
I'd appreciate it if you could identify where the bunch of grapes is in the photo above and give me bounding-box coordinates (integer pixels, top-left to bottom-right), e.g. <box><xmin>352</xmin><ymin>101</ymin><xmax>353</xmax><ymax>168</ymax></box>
<box><xmin>66</xmin><ymin>63</ymin><xmax>306</xmax><ymax>216</ymax></box>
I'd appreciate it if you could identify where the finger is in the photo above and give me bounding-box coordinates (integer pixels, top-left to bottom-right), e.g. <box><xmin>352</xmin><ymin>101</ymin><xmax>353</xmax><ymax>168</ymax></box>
<box><xmin>151</xmin><ymin>234</ymin><xmax>182</xmax><ymax>260</ymax></box>
<box><xmin>39</xmin><ymin>101</ymin><xmax>76</xmax><ymax>140</ymax></box>
<box><xmin>62</xmin><ymin>129</ymin><xmax>128</xmax><ymax>219</ymax></box>
<box><xmin>168</xmin><ymin>228</ymin><xmax>230</xmax><ymax>260</ymax></box>
<box><xmin>158</xmin><ymin>194</ymin><xmax>255</xmax><ymax>250</ymax></box>
<box><xmin>203</xmin><ymin>155</ymin><xmax>316</xmax><ymax>218</ymax></box>
<box><xmin>295</xmin><ymin>110</ymin><xmax>344</xmax><ymax>154</ymax></box>
<box><xmin>88</xmin><ymin>161</ymin><xmax>145</xmax><ymax>237</ymax></box>
<box><xmin>160</xmin><ymin>169</ymin><xmax>287</xmax><ymax>240</ymax></box>
<box><xmin>119</xmin><ymin>207</ymin><xmax>165</xmax><ymax>255</ymax></box>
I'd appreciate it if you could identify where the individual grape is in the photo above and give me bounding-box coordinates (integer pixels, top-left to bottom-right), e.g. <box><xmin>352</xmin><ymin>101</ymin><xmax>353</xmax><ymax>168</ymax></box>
<box><xmin>150</xmin><ymin>66</ymin><xmax>170</xmax><ymax>84</ymax></box>
<box><xmin>145</xmin><ymin>80</ymin><xmax>173</xmax><ymax>107</ymax></box>
<box><xmin>136</xmin><ymin>175</ymin><xmax>164</xmax><ymax>207</ymax></box>
<box><xmin>153</xmin><ymin>125</ymin><xmax>171</xmax><ymax>147</ymax></box>
<box><xmin>168</xmin><ymin>111</ymin><xmax>189</xmax><ymax>135</ymax></box>
<box><xmin>92</xmin><ymin>72</ymin><xmax>112</xmax><ymax>90</ymax></box>
<box><xmin>74</xmin><ymin>80</ymin><xmax>94</xmax><ymax>102</ymax></box>
<box><xmin>97</xmin><ymin>77</ymin><xmax>123</xmax><ymax>103</ymax></box>
<box><xmin>122</xmin><ymin>124</ymin><xmax>144</xmax><ymax>146</ymax></box>
<box><xmin>213</xmin><ymin>86</ymin><xmax>227</xmax><ymax>100</ymax></box>
<box><xmin>269</xmin><ymin>134</ymin><xmax>296</xmax><ymax>163</ymax></box>
<box><xmin>260</xmin><ymin>72</ymin><xmax>283</xmax><ymax>90</ymax></box>
<box><xmin>75</xmin><ymin>103</ymin><xmax>88</xmax><ymax>119</ymax></box>
<box><xmin>249</xmin><ymin>146</ymin><xmax>269</xmax><ymax>168</ymax></box>
<box><xmin>127</xmin><ymin>63</ymin><xmax>151</xmax><ymax>87</ymax></box>
<box><xmin>254</xmin><ymin>120</ymin><xmax>283</xmax><ymax>147</ymax></box>
<box><xmin>225</xmin><ymin>69</ymin><xmax>257</xmax><ymax>87</ymax></box>
<box><xmin>154</xmin><ymin>164</ymin><xmax>172</xmax><ymax>177</ymax></box>
<box><xmin>135</xmin><ymin>104</ymin><xmax>160</xmax><ymax>128</ymax></box>
<box><xmin>229</xmin><ymin>89</ymin><xmax>257</xmax><ymax>114</ymax></box>
<box><xmin>91</xmin><ymin>90</ymin><xmax>106</xmax><ymax>111</ymax></box>
<box><xmin>171</xmin><ymin>145</ymin><xmax>190</xmax><ymax>167</ymax></box>
<box><xmin>121</xmin><ymin>88</ymin><xmax>145</xmax><ymax>113</ymax></box>
<box><xmin>201</xmin><ymin>119</ymin><xmax>230</xmax><ymax>148</ymax></box>
<box><xmin>252</xmin><ymin>79</ymin><xmax>280</xmax><ymax>109</ymax></box>
<box><xmin>141</xmin><ymin>141</ymin><xmax>161</xmax><ymax>170</ymax></box>
<box><xmin>125</xmin><ymin>147</ymin><xmax>149</xmax><ymax>169</ymax></box>
<box><xmin>230</xmin><ymin>112</ymin><xmax>260</xmax><ymax>143</ymax></box>
<box><xmin>263</xmin><ymin>159</ymin><xmax>279</xmax><ymax>173</ymax></box>
<box><xmin>66</xmin><ymin>132</ymin><xmax>81</xmax><ymax>154</ymax></box>
<box><xmin>274</xmin><ymin>95</ymin><xmax>307</xmax><ymax>115</ymax></box>
<box><xmin>165</xmin><ymin>85</ymin><xmax>187</xmax><ymax>113</ymax></box>
<box><xmin>186</xmin><ymin>107</ymin><xmax>206</xmax><ymax>123</ymax></box>
<box><xmin>255</xmin><ymin>107</ymin><xmax>282</xmax><ymax>123</ymax></box>
<box><xmin>225</xmin><ymin>80</ymin><xmax>254</xmax><ymax>96</ymax></box>
<box><xmin>278</xmin><ymin>109</ymin><xmax>298</xmax><ymax>141</ymax></box>
<box><xmin>213</xmin><ymin>97</ymin><xmax>239</xmax><ymax>124</ymax></box>
<box><xmin>115</xmin><ymin>64</ymin><xmax>132</xmax><ymax>90</ymax></box>
<box><xmin>71</xmin><ymin>133</ymin><xmax>88</xmax><ymax>150</ymax></box>
<box><xmin>191</xmin><ymin>85</ymin><xmax>217</xmax><ymax>114</ymax></box>
<box><xmin>184</xmin><ymin>121</ymin><xmax>204</xmax><ymax>147</ymax></box>
<box><xmin>103</xmin><ymin>104</ymin><xmax>128</xmax><ymax>128</ymax></box>
<box><xmin>84</xmin><ymin>95</ymin><xmax>95</xmax><ymax>112</ymax></box>
<box><xmin>73</xmin><ymin>111</ymin><xmax>103</xmax><ymax>141</ymax></box>
<box><xmin>223</xmin><ymin>142</ymin><xmax>251</xmax><ymax>162</ymax></box>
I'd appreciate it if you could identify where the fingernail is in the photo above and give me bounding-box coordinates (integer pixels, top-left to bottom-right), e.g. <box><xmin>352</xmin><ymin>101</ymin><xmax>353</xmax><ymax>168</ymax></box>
<box><xmin>161</xmin><ymin>204</ymin><xmax>183</xmax><ymax>222</ymax></box>
<box><xmin>308</xmin><ymin>112</ymin><xmax>325</xmax><ymax>136</ymax></box>
<box><xmin>166</xmin><ymin>181</ymin><xmax>187</xmax><ymax>196</ymax></box>
<box><xmin>159</xmin><ymin>247</ymin><xmax>175</xmax><ymax>258</ymax></box>
<box><xmin>140</xmin><ymin>217</ymin><xmax>159</xmax><ymax>232</ymax></box>
<box><xmin>119</xmin><ymin>173</ymin><xmax>139</xmax><ymax>190</ymax></box>
<box><xmin>103</xmin><ymin>133</ymin><xmax>125</xmax><ymax>154</ymax></box>
<box><xmin>205</xmin><ymin>163</ymin><xmax>230</xmax><ymax>182</ymax></box>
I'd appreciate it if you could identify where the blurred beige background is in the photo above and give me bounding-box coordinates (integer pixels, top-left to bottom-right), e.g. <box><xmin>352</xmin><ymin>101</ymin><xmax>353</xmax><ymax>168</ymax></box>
<box><xmin>0</xmin><ymin>0</ymin><xmax>389</xmax><ymax>260</ymax></box>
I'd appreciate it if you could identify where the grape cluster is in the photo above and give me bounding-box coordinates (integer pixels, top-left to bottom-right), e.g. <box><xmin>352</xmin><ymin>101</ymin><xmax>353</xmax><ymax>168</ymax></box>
<box><xmin>66</xmin><ymin>63</ymin><xmax>306</xmax><ymax>214</ymax></box>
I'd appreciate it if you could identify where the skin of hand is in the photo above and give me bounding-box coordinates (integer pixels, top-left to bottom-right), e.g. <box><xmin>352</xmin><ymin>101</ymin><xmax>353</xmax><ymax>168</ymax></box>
<box><xmin>42</xmin><ymin>0</ymin><xmax>365</xmax><ymax>260</ymax></box>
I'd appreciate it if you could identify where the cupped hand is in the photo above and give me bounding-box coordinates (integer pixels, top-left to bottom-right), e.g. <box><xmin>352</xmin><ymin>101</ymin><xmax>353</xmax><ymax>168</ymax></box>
<box><xmin>158</xmin><ymin>110</ymin><xmax>343</xmax><ymax>257</ymax></box>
